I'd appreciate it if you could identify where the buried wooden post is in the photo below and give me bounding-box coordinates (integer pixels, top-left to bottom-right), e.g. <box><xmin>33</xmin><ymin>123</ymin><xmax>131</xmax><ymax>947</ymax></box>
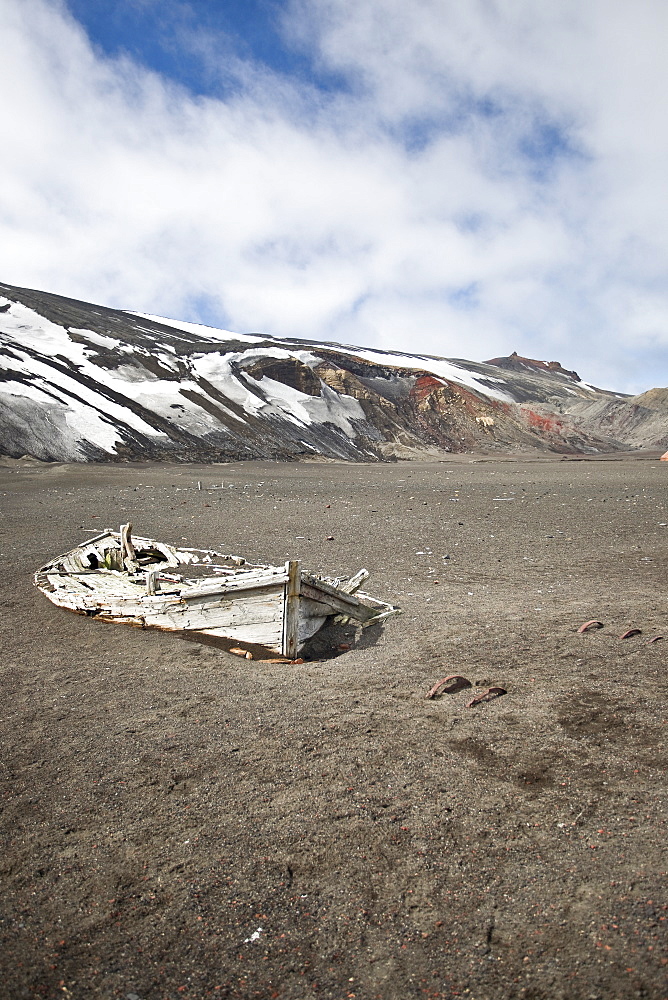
<box><xmin>283</xmin><ymin>560</ymin><xmax>301</xmax><ymax>659</ymax></box>
<box><xmin>120</xmin><ymin>522</ymin><xmax>134</xmax><ymax>558</ymax></box>
<box><xmin>120</xmin><ymin>522</ymin><xmax>138</xmax><ymax>570</ymax></box>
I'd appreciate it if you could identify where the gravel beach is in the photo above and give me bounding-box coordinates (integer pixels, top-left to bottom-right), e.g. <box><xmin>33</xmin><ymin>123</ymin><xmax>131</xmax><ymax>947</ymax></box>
<box><xmin>1</xmin><ymin>455</ymin><xmax>666</xmax><ymax>1000</ymax></box>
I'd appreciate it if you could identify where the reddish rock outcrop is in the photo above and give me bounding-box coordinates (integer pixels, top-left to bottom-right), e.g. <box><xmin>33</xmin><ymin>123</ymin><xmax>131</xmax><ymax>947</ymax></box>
<box><xmin>0</xmin><ymin>280</ymin><xmax>663</xmax><ymax>462</ymax></box>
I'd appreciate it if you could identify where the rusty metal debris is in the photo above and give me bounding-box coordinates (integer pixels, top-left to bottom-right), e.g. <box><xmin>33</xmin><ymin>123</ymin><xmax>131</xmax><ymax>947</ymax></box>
<box><xmin>577</xmin><ymin>620</ymin><xmax>604</xmax><ymax>633</ymax></box>
<box><xmin>466</xmin><ymin>687</ymin><xmax>507</xmax><ymax>708</ymax></box>
<box><xmin>426</xmin><ymin>675</ymin><xmax>472</xmax><ymax>699</ymax></box>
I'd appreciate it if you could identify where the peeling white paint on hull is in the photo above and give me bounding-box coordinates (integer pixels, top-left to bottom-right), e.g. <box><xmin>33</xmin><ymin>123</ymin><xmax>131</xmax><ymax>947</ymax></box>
<box><xmin>34</xmin><ymin>525</ymin><xmax>399</xmax><ymax>658</ymax></box>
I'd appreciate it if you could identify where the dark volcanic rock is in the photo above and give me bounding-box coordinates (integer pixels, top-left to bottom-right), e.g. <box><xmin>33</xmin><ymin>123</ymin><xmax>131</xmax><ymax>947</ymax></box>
<box><xmin>485</xmin><ymin>350</ymin><xmax>583</xmax><ymax>383</ymax></box>
<box><xmin>0</xmin><ymin>280</ymin><xmax>660</xmax><ymax>462</ymax></box>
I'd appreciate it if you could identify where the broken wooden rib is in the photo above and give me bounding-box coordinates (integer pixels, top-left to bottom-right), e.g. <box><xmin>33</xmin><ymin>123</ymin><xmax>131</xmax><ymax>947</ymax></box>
<box><xmin>34</xmin><ymin>524</ymin><xmax>400</xmax><ymax>657</ymax></box>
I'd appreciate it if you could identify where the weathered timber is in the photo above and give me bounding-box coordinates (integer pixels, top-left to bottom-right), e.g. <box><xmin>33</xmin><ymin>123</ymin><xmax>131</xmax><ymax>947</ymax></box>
<box><xmin>34</xmin><ymin>525</ymin><xmax>400</xmax><ymax>655</ymax></box>
<box><xmin>300</xmin><ymin>581</ymin><xmax>378</xmax><ymax>623</ymax></box>
<box><xmin>120</xmin><ymin>522</ymin><xmax>139</xmax><ymax>571</ymax></box>
<box><xmin>283</xmin><ymin>560</ymin><xmax>301</xmax><ymax>659</ymax></box>
<box><xmin>339</xmin><ymin>568</ymin><xmax>369</xmax><ymax>595</ymax></box>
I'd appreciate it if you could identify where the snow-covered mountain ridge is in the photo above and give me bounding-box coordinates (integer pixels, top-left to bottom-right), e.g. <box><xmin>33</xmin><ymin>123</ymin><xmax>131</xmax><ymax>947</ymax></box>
<box><xmin>1</xmin><ymin>281</ymin><xmax>665</xmax><ymax>462</ymax></box>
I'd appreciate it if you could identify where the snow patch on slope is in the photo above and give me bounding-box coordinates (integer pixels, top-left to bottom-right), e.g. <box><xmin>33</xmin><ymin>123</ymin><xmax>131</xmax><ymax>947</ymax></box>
<box><xmin>1</xmin><ymin>348</ymin><xmax>162</xmax><ymax>437</ymax></box>
<box><xmin>303</xmin><ymin>384</ymin><xmax>366</xmax><ymax>436</ymax></box>
<box><xmin>0</xmin><ymin>382</ymin><xmax>123</xmax><ymax>457</ymax></box>
<box><xmin>2</xmin><ymin>284</ymin><xmax>631</xmax><ymax>462</ymax></box>
<box><xmin>135</xmin><ymin>312</ymin><xmax>266</xmax><ymax>345</ymax></box>
<box><xmin>135</xmin><ymin>310</ymin><xmax>513</xmax><ymax>402</ymax></box>
<box><xmin>333</xmin><ymin>346</ymin><xmax>515</xmax><ymax>401</ymax></box>
<box><xmin>70</xmin><ymin>328</ymin><xmax>122</xmax><ymax>351</ymax></box>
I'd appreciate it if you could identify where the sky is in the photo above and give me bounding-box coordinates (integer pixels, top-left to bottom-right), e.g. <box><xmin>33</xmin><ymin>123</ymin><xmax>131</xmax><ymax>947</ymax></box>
<box><xmin>1</xmin><ymin>0</ymin><xmax>667</xmax><ymax>394</ymax></box>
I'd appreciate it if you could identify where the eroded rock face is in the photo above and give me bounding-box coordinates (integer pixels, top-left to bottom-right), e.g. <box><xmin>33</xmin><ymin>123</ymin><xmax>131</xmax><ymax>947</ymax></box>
<box><xmin>485</xmin><ymin>351</ymin><xmax>582</xmax><ymax>383</ymax></box>
<box><xmin>0</xmin><ymin>280</ymin><xmax>663</xmax><ymax>462</ymax></box>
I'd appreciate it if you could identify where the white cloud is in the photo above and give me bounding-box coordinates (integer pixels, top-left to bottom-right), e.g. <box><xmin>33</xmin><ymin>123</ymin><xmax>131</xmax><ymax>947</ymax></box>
<box><xmin>0</xmin><ymin>0</ymin><xmax>667</xmax><ymax>393</ymax></box>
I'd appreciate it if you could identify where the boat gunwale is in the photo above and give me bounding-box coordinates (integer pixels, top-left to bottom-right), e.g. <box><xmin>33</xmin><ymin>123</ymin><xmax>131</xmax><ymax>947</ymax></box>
<box><xmin>34</xmin><ymin>525</ymin><xmax>401</xmax><ymax>654</ymax></box>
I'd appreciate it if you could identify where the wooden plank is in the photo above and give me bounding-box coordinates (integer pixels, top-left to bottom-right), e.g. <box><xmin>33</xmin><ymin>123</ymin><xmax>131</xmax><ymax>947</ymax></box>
<box><xmin>180</xmin><ymin>630</ymin><xmax>287</xmax><ymax>658</ymax></box>
<box><xmin>339</xmin><ymin>568</ymin><xmax>369</xmax><ymax>594</ymax></box>
<box><xmin>43</xmin><ymin>592</ymin><xmax>91</xmax><ymax>611</ymax></box>
<box><xmin>179</xmin><ymin>569</ymin><xmax>288</xmax><ymax>597</ymax></box>
<box><xmin>62</xmin><ymin>552</ymin><xmax>86</xmax><ymax>572</ymax></box>
<box><xmin>86</xmin><ymin>596</ymin><xmax>184</xmax><ymax>618</ymax></box>
<box><xmin>120</xmin><ymin>522</ymin><xmax>135</xmax><ymax>560</ymax></box>
<box><xmin>282</xmin><ymin>560</ymin><xmax>301</xmax><ymax>659</ymax></box>
<box><xmin>177</xmin><ymin>547</ymin><xmax>248</xmax><ymax>560</ymax></box>
<box><xmin>46</xmin><ymin>574</ymin><xmax>94</xmax><ymax>594</ymax></box>
<box><xmin>300</xmin><ymin>581</ymin><xmax>377</xmax><ymax>622</ymax></box>
<box><xmin>301</xmin><ymin>573</ymin><xmax>363</xmax><ymax>608</ymax></box>
<box><xmin>120</xmin><ymin>522</ymin><xmax>139</xmax><ymax>571</ymax></box>
<box><xmin>71</xmin><ymin>574</ymin><xmax>146</xmax><ymax>597</ymax></box>
<box><xmin>36</xmin><ymin>530</ymin><xmax>114</xmax><ymax>573</ymax></box>
<box><xmin>361</xmin><ymin>607</ymin><xmax>398</xmax><ymax>628</ymax></box>
<box><xmin>46</xmin><ymin>569</ymin><xmax>289</xmax><ymax>605</ymax></box>
<box><xmin>299</xmin><ymin>596</ymin><xmax>336</xmax><ymax>618</ymax></box>
<box><xmin>198</xmin><ymin>621</ymin><xmax>284</xmax><ymax>651</ymax></box>
<box><xmin>143</xmin><ymin>587</ymin><xmax>285</xmax><ymax>632</ymax></box>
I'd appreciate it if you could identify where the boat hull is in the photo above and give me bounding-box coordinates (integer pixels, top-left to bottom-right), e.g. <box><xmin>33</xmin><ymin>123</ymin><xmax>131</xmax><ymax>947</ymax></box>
<box><xmin>34</xmin><ymin>526</ymin><xmax>398</xmax><ymax>658</ymax></box>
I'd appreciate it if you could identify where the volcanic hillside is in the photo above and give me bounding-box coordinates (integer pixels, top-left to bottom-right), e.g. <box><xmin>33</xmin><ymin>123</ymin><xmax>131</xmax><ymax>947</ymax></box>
<box><xmin>0</xmin><ymin>281</ymin><xmax>666</xmax><ymax>462</ymax></box>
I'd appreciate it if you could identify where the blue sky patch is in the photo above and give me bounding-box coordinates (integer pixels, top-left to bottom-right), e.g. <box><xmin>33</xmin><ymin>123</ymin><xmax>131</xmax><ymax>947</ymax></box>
<box><xmin>449</xmin><ymin>283</ymin><xmax>481</xmax><ymax>310</ymax></box>
<box><xmin>180</xmin><ymin>291</ymin><xmax>233</xmax><ymax>331</ymax></box>
<box><xmin>518</xmin><ymin>117</ymin><xmax>583</xmax><ymax>180</ymax></box>
<box><xmin>65</xmin><ymin>0</ymin><xmax>350</xmax><ymax>99</ymax></box>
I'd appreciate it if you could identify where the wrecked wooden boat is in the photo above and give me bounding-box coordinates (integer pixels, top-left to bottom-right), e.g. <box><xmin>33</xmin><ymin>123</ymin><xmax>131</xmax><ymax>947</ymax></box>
<box><xmin>34</xmin><ymin>524</ymin><xmax>399</xmax><ymax>658</ymax></box>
